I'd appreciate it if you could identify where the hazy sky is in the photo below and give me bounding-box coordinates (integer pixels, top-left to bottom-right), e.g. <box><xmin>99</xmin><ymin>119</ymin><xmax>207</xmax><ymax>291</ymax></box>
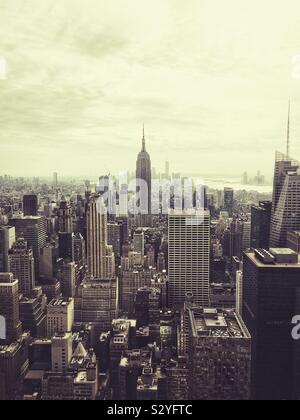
<box><xmin>0</xmin><ymin>0</ymin><xmax>300</xmax><ymax>178</ymax></box>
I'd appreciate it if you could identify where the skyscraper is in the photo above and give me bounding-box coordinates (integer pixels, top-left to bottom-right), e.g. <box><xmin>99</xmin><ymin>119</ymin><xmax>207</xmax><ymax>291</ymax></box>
<box><xmin>270</xmin><ymin>152</ymin><xmax>300</xmax><ymax>247</ymax></box>
<box><xmin>179</xmin><ymin>303</ymin><xmax>251</xmax><ymax>400</ymax></box>
<box><xmin>0</xmin><ymin>226</ymin><xmax>16</xmax><ymax>272</ymax></box>
<box><xmin>243</xmin><ymin>248</ymin><xmax>300</xmax><ymax>400</ymax></box>
<box><xmin>168</xmin><ymin>209</ymin><xmax>210</xmax><ymax>307</ymax></box>
<box><xmin>86</xmin><ymin>195</ymin><xmax>108</xmax><ymax>279</ymax></box>
<box><xmin>133</xmin><ymin>230</ymin><xmax>145</xmax><ymax>257</ymax></box>
<box><xmin>224</xmin><ymin>188</ymin><xmax>234</xmax><ymax>217</ymax></box>
<box><xmin>0</xmin><ymin>273</ymin><xmax>22</xmax><ymax>344</ymax></box>
<box><xmin>47</xmin><ymin>298</ymin><xmax>74</xmax><ymax>338</ymax></box>
<box><xmin>8</xmin><ymin>238</ymin><xmax>35</xmax><ymax>297</ymax></box>
<box><xmin>9</xmin><ymin>216</ymin><xmax>47</xmax><ymax>281</ymax></box>
<box><xmin>136</xmin><ymin>127</ymin><xmax>152</xmax><ymax>222</ymax></box>
<box><xmin>251</xmin><ymin>201</ymin><xmax>272</xmax><ymax>249</ymax></box>
<box><xmin>23</xmin><ymin>194</ymin><xmax>38</xmax><ymax>217</ymax></box>
<box><xmin>58</xmin><ymin>201</ymin><xmax>73</xmax><ymax>233</ymax></box>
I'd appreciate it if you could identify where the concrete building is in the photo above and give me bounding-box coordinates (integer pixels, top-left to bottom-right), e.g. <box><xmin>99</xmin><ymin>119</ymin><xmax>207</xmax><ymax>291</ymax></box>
<box><xmin>180</xmin><ymin>301</ymin><xmax>251</xmax><ymax>400</ymax></box>
<box><xmin>168</xmin><ymin>210</ymin><xmax>210</xmax><ymax>307</ymax></box>
<box><xmin>8</xmin><ymin>238</ymin><xmax>35</xmax><ymax>297</ymax></box>
<box><xmin>47</xmin><ymin>298</ymin><xmax>74</xmax><ymax>338</ymax></box>
<box><xmin>0</xmin><ymin>226</ymin><xmax>16</xmax><ymax>272</ymax></box>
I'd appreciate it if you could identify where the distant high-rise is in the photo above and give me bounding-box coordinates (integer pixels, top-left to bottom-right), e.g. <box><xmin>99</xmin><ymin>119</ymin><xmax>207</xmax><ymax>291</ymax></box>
<box><xmin>223</xmin><ymin>188</ymin><xmax>234</xmax><ymax>217</ymax></box>
<box><xmin>270</xmin><ymin>152</ymin><xmax>300</xmax><ymax>247</ymax></box>
<box><xmin>133</xmin><ymin>230</ymin><xmax>145</xmax><ymax>257</ymax></box>
<box><xmin>0</xmin><ymin>273</ymin><xmax>22</xmax><ymax>344</ymax></box>
<box><xmin>168</xmin><ymin>210</ymin><xmax>210</xmax><ymax>307</ymax></box>
<box><xmin>58</xmin><ymin>201</ymin><xmax>73</xmax><ymax>233</ymax></box>
<box><xmin>58</xmin><ymin>232</ymin><xmax>74</xmax><ymax>261</ymax></box>
<box><xmin>53</xmin><ymin>172</ymin><xmax>58</xmax><ymax>189</ymax></box>
<box><xmin>0</xmin><ymin>226</ymin><xmax>16</xmax><ymax>272</ymax></box>
<box><xmin>243</xmin><ymin>248</ymin><xmax>300</xmax><ymax>400</ymax></box>
<box><xmin>23</xmin><ymin>194</ymin><xmax>38</xmax><ymax>217</ymax></box>
<box><xmin>8</xmin><ymin>238</ymin><xmax>35</xmax><ymax>297</ymax></box>
<box><xmin>136</xmin><ymin>127</ymin><xmax>152</xmax><ymax>220</ymax></box>
<box><xmin>251</xmin><ymin>201</ymin><xmax>272</xmax><ymax>249</ymax></box>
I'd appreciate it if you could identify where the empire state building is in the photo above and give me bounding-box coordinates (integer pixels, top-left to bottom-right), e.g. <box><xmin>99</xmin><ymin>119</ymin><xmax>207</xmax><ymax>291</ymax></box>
<box><xmin>136</xmin><ymin>127</ymin><xmax>152</xmax><ymax>223</ymax></box>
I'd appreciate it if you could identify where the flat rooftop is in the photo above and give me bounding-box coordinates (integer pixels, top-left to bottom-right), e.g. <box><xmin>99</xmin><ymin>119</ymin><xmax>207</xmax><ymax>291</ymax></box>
<box><xmin>189</xmin><ymin>308</ymin><xmax>250</xmax><ymax>339</ymax></box>
<box><xmin>48</xmin><ymin>298</ymin><xmax>73</xmax><ymax>307</ymax></box>
<box><xmin>247</xmin><ymin>249</ymin><xmax>300</xmax><ymax>268</ymax></box>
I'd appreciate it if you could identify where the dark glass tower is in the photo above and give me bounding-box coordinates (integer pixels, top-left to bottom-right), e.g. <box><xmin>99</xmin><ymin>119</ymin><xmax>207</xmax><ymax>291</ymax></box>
<box><xmin>23</xmin><ymin>194</ymin><xmax>38</xmax><ymax>217</ymax></box>
<box><xmin>243</xmin><ymin>248</ymin><xmax>300</xmax><ymax>400</ymax></box>
<box><xmin>251</xmin><ymin>201</ymin><xmax>272</xmax><ymax>249</ymax></box>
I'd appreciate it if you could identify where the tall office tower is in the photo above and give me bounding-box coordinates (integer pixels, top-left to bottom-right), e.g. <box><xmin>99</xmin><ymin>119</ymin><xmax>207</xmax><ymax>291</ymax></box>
<box><xmin>135</xmin><ymin>287</ymin><xmax>160</xmax><ymax>341</ymax></box>
<box><xmin>136</xmin><ymin>127</ymin><xmax>152</xmax><ymax>223</ymax></box>
<box><xmin>157</xmin><ymin>252</ymin><xmax>166</xmax><ymax>272</ymax></box>
<box><xmin>165</xmin><ymin>161</ymin><xmax>170</xmax><ymax>179</ymax></box>
<box><xmin>119</xmin><ymin>348</ymin><xmax>154</xmax><ymax>400</ymax></box>
<box><xmin>58</xmin><ymin>201</ymin><xmax>73</xmax><ymax>233</ymax></box>
<box><xmin>224</xmin><ymin>188</ymin><xmax>234</xmax><ymax>217</ymax></box>
<box><xmin>8</xmin><ymin>238</ymin><xmax>35</xmax><ymax>297</ymax></box>
<box><xmin>51</xmin><ymin>332</ymin><xmax>73</xmax><ymax>372</ymax></box>
<box><xmin>86</xmin><ymin>195</ymin><xmax>108</xmax><ymax>279</ymax></box>
<box><xmin>73</xmin><ymin>233</ymin><xmax>86</xmax><ymax>267</ymax></box>
<box><xmin>9</xmin><ymin>216</ymin><xmax>47</xmax><ymax>280</ymax></box>
<box><xmin>58</xmin><ymin>232</ymin><xmax>74</xmax><ymax>261</ymax></box>
<box><xmin>110</xmin><ymin>319</ymin><xmax>136</xmax><ymax>397</ymax></box>
<box><xmin>165</xmin><ymin>357</ymin><xmax>190</xmax><ymax>400</ymax></box>
<box><xmin>241</xmin><ymin>220</ymin><xmax>251</xmax><ymax>252</ymax></box>
<box><xmin>108</xmin><ymin>222</ymin><xmax>122</xmax><ymax>259</ymax></box>
<box><xmin>236</xmin><ymin>270</ymin><xmax>243</xmax><ymax>316</ymax></box>
<box><xmin>61</xmin><ymin>261</ymin><xmax>76</xmax><ymax>298</ymax></box>
<box><xmin>0</xmin><ymin>273</ymin><xmax>22</xmax><ymax>344</ymax></box>
<box><xmin>287</xmin><ymin>231</ymin><xmax>300</xmax><ymax>253</ymax></box>
<box><xmin>145</xmin><ymin>245</ymin><xmax>155</xmax><ymax>269</ymax></box>
<box><xmin>75</xmin><ymin>279</ymin><xmax>118</xmax><ymax>345</ymax></box>
<box><xmin>180</xmin><ymin>302</ymin><xmax>251</xmax><ymax>400</ymax></box>
<box><xmin>103</xmin><ymin>245</ymin><xmax>115</xmax><ymax>280</ymax></box>
<box><xmin>119</xmin><ymin>267</ymin><xmax>152</xmax><ymax>316</ymax></box>
<box><xmin>47</xmin><ymin>298</ymin><xmax>74</xmax><ymax>338</ymax></box>
<box><xmin>53</xmin><ymin>172</ymin><xmax>58</xmax><ymax>190</ymax></box>
<box><xmin>270</xmin><ymin>152</ymin><xmax>300</xmax><ymax>247</ymax></box>
<box><xmin>0</xmin><ymin>226</ymin><xmax>15</xmax><ymax>272</ymax></box>
<box><xmin>251</xmin><ymin>201</ymin><xmax>272</xmax><ymax>249</ymax></box>
<box><xmin>133</xmin><ymin>230</ymin><xmax>145</xmax><ymax>257</ymax></box>
<box><xmin>0</xmin><ymin>332</ymin><xmax>30</xmax><ymax>400</ymax></box>
<box><xmin>23</xmin><ymin>194</ymin><xmax>38</xmax><ymax>217</ymax></box>
<box><xmin>39</xmin><ymin>243</ymin><xmax>56</xmax><ymax>280</ymax></box>
<box><xmin>243</xmin><ymin>248</ymin><xmax>300</xmax><ymax>400</ymax></box>
<box><xmin>168</xmin><ymin>210</ymin><xmax>210</xmax><ymax>307</ymax></box>
<box><xmin>19</xmin><ymin>287</ymin><xmax>47</xmax><ymax>338</ymax></box>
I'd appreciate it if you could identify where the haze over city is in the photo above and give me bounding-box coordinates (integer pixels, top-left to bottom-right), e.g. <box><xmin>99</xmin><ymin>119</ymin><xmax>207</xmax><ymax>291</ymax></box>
<box><xmin>0</xmin><ymin>0</ymin><xmax>300</xmax><ymax>177</ymax></box>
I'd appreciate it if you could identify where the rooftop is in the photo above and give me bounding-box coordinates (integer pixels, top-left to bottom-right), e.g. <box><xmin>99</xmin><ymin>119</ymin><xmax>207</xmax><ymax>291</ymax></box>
<box><xmin>247</xmin><ymin>248</ymin><xmax>300</xmax><ymax>268</ymax></box>
<box><xmin>189</xmin><ymin>308</ymin><xmax>250</xmax><ymax>339</ymax></box>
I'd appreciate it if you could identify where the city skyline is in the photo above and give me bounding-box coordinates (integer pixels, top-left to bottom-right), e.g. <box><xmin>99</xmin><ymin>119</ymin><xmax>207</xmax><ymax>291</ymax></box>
<box><xmin>0</xmin><ymin>0</ymin><xmax>300</xmax><ymax>176</ymax></box>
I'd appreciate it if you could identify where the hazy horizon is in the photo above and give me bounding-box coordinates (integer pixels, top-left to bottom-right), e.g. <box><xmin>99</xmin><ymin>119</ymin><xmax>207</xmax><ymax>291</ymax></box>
<box><xmin>0</xmin><ymin>0</ymin><xmax>300</xmax><ymax>176</ymax></box>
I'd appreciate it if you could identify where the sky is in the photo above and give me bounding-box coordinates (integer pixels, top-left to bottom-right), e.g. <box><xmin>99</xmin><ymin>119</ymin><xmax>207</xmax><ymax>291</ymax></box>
<box><xmin>0</xmin><ymin>0</ymin><xmax>300</xmax><ymax>178</ymax></box>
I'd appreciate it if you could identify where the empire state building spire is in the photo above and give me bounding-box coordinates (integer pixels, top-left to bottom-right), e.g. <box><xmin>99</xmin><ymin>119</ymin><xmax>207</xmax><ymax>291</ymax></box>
<box><xmin>142</xmin><ymin>124</ymin><xmax>146</xmax><ymax>152</ymax></box>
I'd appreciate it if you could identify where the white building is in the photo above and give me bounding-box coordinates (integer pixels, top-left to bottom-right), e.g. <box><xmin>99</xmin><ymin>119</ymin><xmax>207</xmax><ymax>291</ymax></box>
<box><xmin>168</xmin><ymin>209</ymin><xmax>210</xmax><ymax>307</ymax></box>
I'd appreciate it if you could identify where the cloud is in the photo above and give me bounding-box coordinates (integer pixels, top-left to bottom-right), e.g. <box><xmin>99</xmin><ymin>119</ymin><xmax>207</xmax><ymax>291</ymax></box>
<box><xmin>0</xmin><ymin>0</ymin><xmax>300</xmax><ymax>177</ymax></box>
